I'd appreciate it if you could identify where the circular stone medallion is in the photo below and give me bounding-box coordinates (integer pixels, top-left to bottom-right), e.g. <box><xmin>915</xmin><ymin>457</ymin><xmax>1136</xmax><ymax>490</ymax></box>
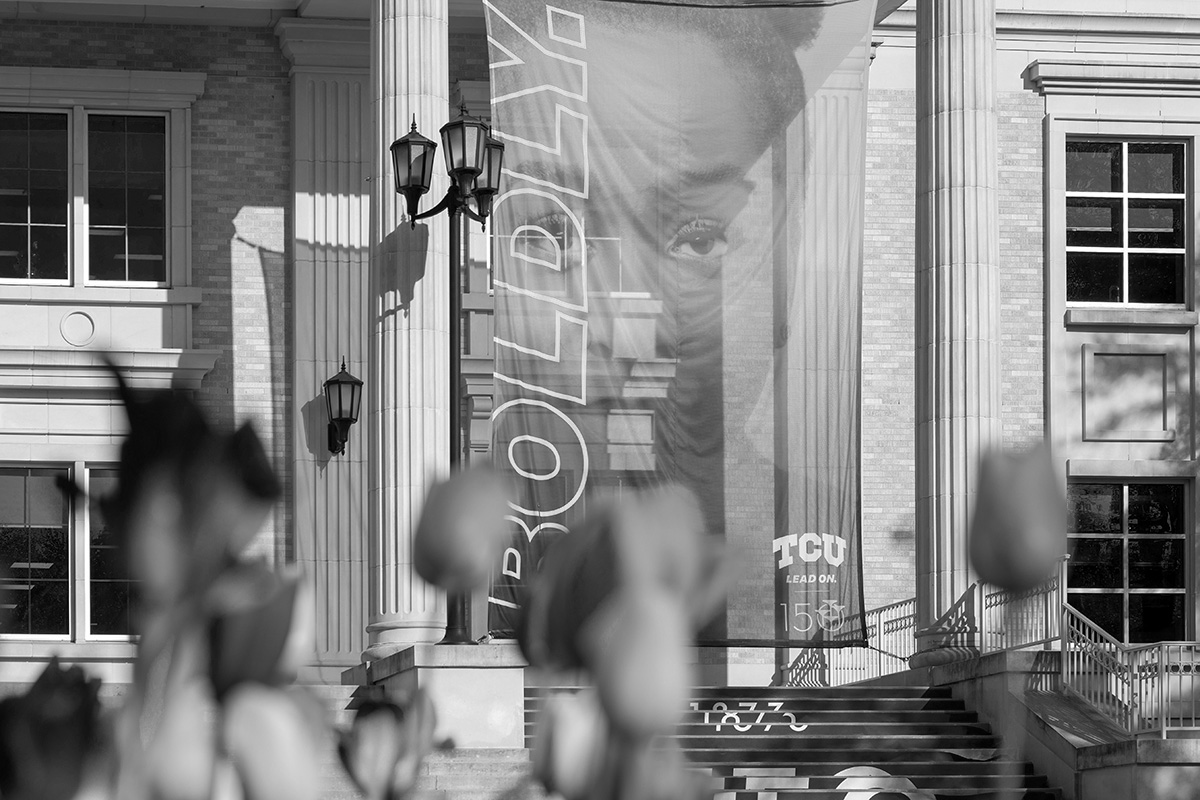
<box><xmin>60</xmin><ymin>311</ymin><xmax>96</xmax><ymax>347</ymax></box>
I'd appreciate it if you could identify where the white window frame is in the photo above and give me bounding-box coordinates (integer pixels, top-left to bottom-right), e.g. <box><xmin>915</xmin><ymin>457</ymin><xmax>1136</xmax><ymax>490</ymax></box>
<box><xmin>1049</xmin><ymin>120</ymin><xmax>1200</xmax><ymax>326</ymax></box>
<box><xmin>0</xmin><ymin>67</ymin><xmax>205</xmax><ymax>291</ymax></box>
<box><xmin>0</xmin><ymin>462</ymin><xmax>138</xmax><ymax>644</ymax></box>
<box><xmin>1066</xmin><ymin>478</ymin><xmax>1193</xmax><ymax>644</ymax></box>
<box><xmin>1064</xmin><ymin>137</ymin><xmax>1190</xmax><ymax>309</ymax></box>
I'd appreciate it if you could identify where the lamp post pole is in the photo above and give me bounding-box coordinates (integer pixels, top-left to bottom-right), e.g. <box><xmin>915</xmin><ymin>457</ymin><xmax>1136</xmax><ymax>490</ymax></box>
<box><xmin>396</xmin><ymin>109</ymin><xmax>504</xmax><ymax>645</ymax></box>
<box><xmin>443</xmin><ymin>185</ymin><xmax>471</xmax><ymax>644</ymax></box>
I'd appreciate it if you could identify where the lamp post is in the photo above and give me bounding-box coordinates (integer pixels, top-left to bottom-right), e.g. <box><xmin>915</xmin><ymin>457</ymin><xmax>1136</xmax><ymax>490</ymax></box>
<box><xmin>391</xmin><ymin>106</ymin><xmax>505</xmax><ymax>645</ymax></box>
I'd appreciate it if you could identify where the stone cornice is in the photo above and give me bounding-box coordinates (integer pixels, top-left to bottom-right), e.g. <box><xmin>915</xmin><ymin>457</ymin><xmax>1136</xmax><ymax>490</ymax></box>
<box><xmin>275</xmin><ymin>18</ymin><xmax>370</xmax><ymax>73</ymax></box>
<box><xmin>880</xmin><ymin>9</ymin><xmax>1200</xmax><ymax>41</ymax></box>
<box><xmin>0</xmin><ymin>66</ymin><xmax>206</xmax><ymax>109</ymax></box>
<box><xmin>0</xmin><ymin>348</ymin><xmax>220</xmax><ymax>391</ymax></box>
<box><xmin>1024</xmin><ymin>59</ymin><xmax>1200</xmax><ymax>97</ymax></box>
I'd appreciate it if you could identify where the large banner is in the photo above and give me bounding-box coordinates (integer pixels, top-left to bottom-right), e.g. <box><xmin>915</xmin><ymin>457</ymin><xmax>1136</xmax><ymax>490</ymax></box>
<box><xmin>485</xmin><ymin>0</ymin><xmax>875</xmax><ymax>647</ymax></box>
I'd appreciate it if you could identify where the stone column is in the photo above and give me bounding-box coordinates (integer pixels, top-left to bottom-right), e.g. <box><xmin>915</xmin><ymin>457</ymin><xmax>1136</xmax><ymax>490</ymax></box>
<box><xmin>366</xmin><ymin>0</ymin><xmax>450</xmax><ymax>656</ymax></box>
<box><xmin>912</xmin><ymin>0</ymin><xmax>1002</xmax><ymax>666</ymax></box>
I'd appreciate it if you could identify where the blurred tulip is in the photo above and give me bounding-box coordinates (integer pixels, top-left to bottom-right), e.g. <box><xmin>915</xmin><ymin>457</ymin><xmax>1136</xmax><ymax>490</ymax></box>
<box><xmin>105</xmin><ymin>368</ymin><xmax>280</xmax><ymax>613</ymax></box>
<box><xmin>142</xmin><ymin>678</ymin><xmax>218</xmax><ymax>800</ymax></box>
<box><xmin>618</xmin><ymin>738</ymin><xmax>715</xmax><ymax>800</ymax></box>
<box><xmin>0</xmin><ymin>658</ymin><xmax>101</xmax><ymax>800</ymax></box>
<box><xmin>517</xmin><ymin>507</ymin><xmax>621</xmax><ymax>670</ymax></box>
<box><xmin>614</xmin><ymin>484</ymin><xmax>727</xmax><ymax>627</ymax></box>
<box><xmin>224</xmin><ymin>683</ymin><xmax>322</xmax><ymax>800</ymax></box>
<box><xmin>206</xmin><ymin>562</ymin><xmax>307</xmax><ymax>700</ymax></box>
<box><xmin>518</xmin><ymin>483</ymin><xmax>725</xmax><ymax>683</ymax></box>
<box><xmin>579</xmin><ymin>587</ymin><xmax>692</xmax><ymax>738</ymax></box>
<box><xmin>531</xmin><ymin>690</ymin><xmax>609</xmax><ymax>800</ymax></box>
<box><xmin>413</xmin><ymin>467</ymin><xmax>513</xmax><ymax>593</ymax></box>
<box><xmin>338</xmin><ymin>690</ymin><xmax>437</xmax><ymax>800</ymax></box>
<box><xmin>969</xmin><ymin>443</ymin><xmax>1067</xmax><ymax>592</ymax></box>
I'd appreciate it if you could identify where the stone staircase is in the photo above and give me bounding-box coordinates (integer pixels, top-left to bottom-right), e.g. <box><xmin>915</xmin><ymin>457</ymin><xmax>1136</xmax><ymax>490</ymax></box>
<box><xmin>526</xmin><ymin>685</ymin><xmax>1064</xmax><ymax>800</ymax></box>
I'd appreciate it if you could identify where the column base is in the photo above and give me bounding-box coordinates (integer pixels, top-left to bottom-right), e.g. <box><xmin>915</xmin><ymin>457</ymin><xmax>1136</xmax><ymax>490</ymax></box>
<box><xmin>364</xmin><ymin>612</ymin><xmax>446</xmax><ymax>662</ymax></box>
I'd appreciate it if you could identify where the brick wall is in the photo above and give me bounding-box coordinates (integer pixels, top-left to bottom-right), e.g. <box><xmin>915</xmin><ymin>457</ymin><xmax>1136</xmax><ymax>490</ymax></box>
<box><xmin>0</xmin><ymin>21</ymin><xmax>293</xmax><ymax>560</ymax></box>
<box><xmin>450</xmin><ymin>29</ymin><xmax>490</xmax><ymax>88</ymax></box>
<box><xmin>859</xmin><ymin>88</ymin><xmax>1048</xmax><ymax>612</ymax></box>
<box><xmin>861</xmin><ymin>88</ymin><xmax>918</xmax><ymax>612</ymax></box>
<box><xmin>998</xmin><ymin>91</ymin><xmax>1046</xmax><ymax>447</ymax></box>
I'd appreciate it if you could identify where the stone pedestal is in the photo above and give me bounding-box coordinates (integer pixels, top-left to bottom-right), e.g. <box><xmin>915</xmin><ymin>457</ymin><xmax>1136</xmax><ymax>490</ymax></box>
<box><xmin>343</xmin><ymin>644</ymin><xmax>527</xmax><ymax>748</ymax></box>
<box><xmin>366</xmin><ymin>0</ymin><xmax>452</xmax><ymax>655</ymax></box>
<box><xmin>912</xmin><ymin>0</ymin><xmax>1002</xmax><ymax>666</ymax></box>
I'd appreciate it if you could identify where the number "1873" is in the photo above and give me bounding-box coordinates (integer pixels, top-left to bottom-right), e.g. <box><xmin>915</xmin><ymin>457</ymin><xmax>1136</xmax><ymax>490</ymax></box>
<box><xmin>688</xmin><ymin>701</ymin><xmax>809</xmax><ymax>733</ymax></box>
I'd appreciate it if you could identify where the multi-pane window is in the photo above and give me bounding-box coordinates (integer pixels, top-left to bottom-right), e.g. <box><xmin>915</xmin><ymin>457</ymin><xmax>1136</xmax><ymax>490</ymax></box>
<box><xmin>1065</xmin><ymin>139</ymin><xmax>1187</xmax><ymax>305</ymax></box>
<box><xmin>1067</xmin><ymin>482</ymin><xmax>1187</xmax><ymax>643</ymax></box>
<box><xmin>0</xmin><ymin>468</ymin><xmax>70</xmax><ymax>636</ymax></box>
<box><xmin>0</xmin><ymin>466</ymin><xmax>135</xmax><ymax>639</ymax></box>
<box><xmin>0</xmin><ymin>110</ymin><xmax>168</xmax><ymax>284</ymax></box>
<box><xmin>88</xmin><ymin>115</ymin><xmax>166</xmax><ymax>283</ymax></box>
<box><xmin>87</xmin><ymin>470</ymin><xmax>134</xmax><ymax>636</ymax></box>
<box><xmin>0</xmin><ymin>113</ymin><xmax>69</xmax><ymax>281</ymax></box>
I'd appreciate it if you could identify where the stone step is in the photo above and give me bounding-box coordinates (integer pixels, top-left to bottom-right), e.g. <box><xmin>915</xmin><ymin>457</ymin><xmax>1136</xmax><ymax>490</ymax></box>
<box><xmin>721</xmin><ymin>773</ymin><xmax>1050</xmax><ymax>790</ymax></box>
<box><xmin>526</xmin><ymin>686</ymin><xmax>956</xmax><ymax>699</ymax></box>
<box><xmin>527</xmin><ymin>696</ymin><xmax>969</xmax><ymax>713</ymax></box>
<box><xmin>685</xmin><ymin>747</ymin><xmax>1010</xmax><ymax>764</ymax></box>
<box><xmin>525</xmin><ymin>722</ymin><xmax>994</xmax><ymax>737</ymax></box>
<box><xmin>713</xmin><ymin>762</ymin><xmax>1035</xmax><ymax>778</ymax></box>
<box><xmin>675</xmin><ymin>734</ymin><xmax>1000</xmax><ymax>751</ymax></box>
<box><xmin>713</xmin><ymin>792</ymin><xmax>1061</xmax><ymax>800</ymax></box>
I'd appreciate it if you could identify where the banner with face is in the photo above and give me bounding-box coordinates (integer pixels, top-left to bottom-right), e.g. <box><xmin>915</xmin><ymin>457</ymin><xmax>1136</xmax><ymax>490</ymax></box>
<box><xmin>485</xmin><ymin>0</ymin><xmax>876</xmax><ymax>647</ymax></box>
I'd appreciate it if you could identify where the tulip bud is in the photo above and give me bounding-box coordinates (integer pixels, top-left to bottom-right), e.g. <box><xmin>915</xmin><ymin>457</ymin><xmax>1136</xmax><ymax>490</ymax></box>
<box><xmin>338</xmin><ymin>690</ymin><xmax>437</xmax><ymax>800</ymax></box>
<box><xmin>0</xmin><ymin>658</ymin><xmax>101</xmax><ymax>800</ymax></box>
<box><xmin>531</xmin><ymin>690</ymin><xmax>609</xmax><ymax>800</ymax></box>
<box><xmin>969</xmin><ymin>444</ymin><xmax>1067</xmax><ymax>592</ymax></box>
<box><xmin>413</xmin><ymin>468</ymin><xmax>513</xmax><ymax>593</ymax></box>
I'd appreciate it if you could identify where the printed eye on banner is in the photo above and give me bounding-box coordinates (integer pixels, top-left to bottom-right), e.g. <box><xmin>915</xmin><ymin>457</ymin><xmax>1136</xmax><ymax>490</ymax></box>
<box><xmin>483</xmin><ymin>0</ymin><xmax>878</xmax><ymax>641</ymax></box>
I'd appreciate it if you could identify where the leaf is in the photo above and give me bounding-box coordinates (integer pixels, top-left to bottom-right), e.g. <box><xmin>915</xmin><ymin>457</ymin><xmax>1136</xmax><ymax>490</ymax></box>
<box><xmin>206</xmin><ymin>564</ymin><xmax>304</xmax><ymax>700</ymax></box>
<box><xmin>223</xmin><ymin>685</ymin><xmax>322</xmax><ymax>800</ymax></box>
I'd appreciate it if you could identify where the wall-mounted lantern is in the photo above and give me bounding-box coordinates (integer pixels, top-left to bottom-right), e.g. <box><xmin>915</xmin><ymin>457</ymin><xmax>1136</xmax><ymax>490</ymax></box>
<box><xmin>324</xmin><ymin>358</ymin><xmax>362</xmax><ymax>456</ymax></box>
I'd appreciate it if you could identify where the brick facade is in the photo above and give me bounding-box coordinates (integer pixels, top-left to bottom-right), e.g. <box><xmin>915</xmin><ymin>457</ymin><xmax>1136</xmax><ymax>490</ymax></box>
<box><xmin>0</xmin><ymin>21</ymin><xmax>293</xmax><ymax>559</ymax></box>
<box><xmin>861</xmin><ymin>88</ymin><xmax>918</xmax><ymax>612</ymax></box>
<box><xmin>858</xmin><ymin>87</ymin><xmax>1048</xmax><ymax>612</ymax></box>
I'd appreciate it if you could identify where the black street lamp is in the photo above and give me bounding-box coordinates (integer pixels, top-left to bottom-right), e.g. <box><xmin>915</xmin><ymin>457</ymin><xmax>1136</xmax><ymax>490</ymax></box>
<box><xmin>391</xmin><ymin>106</ymin><xmax>505</xmax><ymax>645</ymax></box>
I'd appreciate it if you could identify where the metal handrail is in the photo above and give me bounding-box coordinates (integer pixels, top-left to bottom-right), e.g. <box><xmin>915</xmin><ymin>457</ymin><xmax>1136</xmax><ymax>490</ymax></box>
<box><xmin>775</xmin><ymin>552</ymin><xmax>1200</xmax><ymax>736</ymax></box>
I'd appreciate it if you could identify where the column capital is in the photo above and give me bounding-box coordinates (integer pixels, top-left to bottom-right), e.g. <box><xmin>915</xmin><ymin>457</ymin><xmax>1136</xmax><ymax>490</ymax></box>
<box><xmin>276</xmin><ymin>18</ymin><xmax>371</xmax><ymax>74</ymax></box>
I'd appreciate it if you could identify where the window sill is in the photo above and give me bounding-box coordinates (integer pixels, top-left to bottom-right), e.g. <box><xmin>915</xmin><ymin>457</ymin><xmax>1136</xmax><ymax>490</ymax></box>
<box><xmin>1067</xmin><ymin>459</ymin><xmax>1199</xmax><ymax>478</ymax></box>
<box><xmin>1064</xmin><ymin>307</ymin><xmax>1198</xmax><ymax>329</ymax></box>
<box><xmin>0</xmin><ymin>285</ymin><xmax>202</xmax><ymax>306</ymax></box>
<box><xmin>0</xmin><ymin>640</ymin><xmax>136</xmax><ymax>661</ymax></box>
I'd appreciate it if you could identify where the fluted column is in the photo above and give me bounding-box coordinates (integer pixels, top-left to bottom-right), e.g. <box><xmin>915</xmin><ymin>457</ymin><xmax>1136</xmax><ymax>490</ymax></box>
<box><xmin>367</xmin><ymin>0</ymin><xmax>450</xmax><ymax>655</ymax></box>
<box><xmin>912</xmin><ymin>0</ymin><xmax>1002</xmax><ymax>665</ymax></box>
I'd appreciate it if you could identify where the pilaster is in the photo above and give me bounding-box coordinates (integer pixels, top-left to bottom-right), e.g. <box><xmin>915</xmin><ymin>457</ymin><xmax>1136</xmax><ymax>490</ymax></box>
<box><xmin>366</xmin><ymin>0</ymin><xmax>451</xmax><ymax>654</ymax></box>
<box><xmin>912</xmin><ymin>0</ymin><xmax>1003</xmax><ymax>666</ymax></box>
<box><xmin>276</xmin><ymin>18</ymin><xmax>373</xmax><ymax>673</ymax></box>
